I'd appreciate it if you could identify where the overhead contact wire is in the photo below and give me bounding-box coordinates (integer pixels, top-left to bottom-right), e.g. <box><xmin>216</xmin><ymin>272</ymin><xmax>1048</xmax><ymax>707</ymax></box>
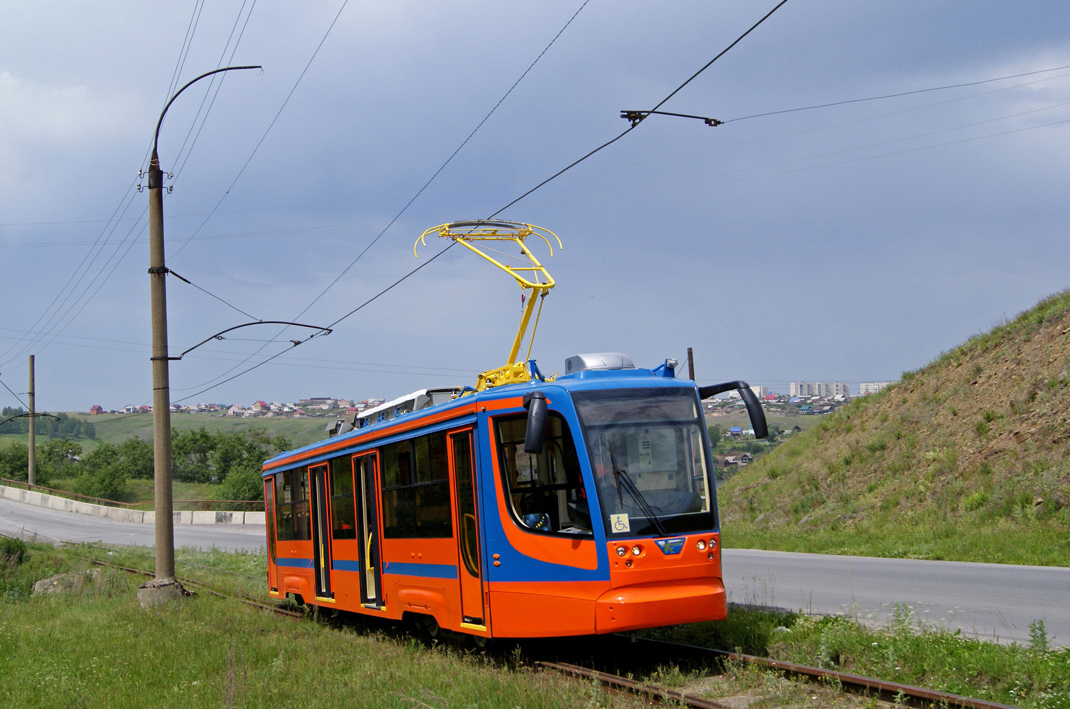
<box><xmin>490</xmin><ymin>0</ymin><xmax>790</xmax><ymax>217</ymax></box>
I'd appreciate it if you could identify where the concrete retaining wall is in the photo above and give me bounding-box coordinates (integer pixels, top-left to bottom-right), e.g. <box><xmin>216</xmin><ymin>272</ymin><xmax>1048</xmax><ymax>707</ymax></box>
<box><xmin>0</xmin><ymin>485</ymin><xmax>264</xmax><ymax>525</ymax></box>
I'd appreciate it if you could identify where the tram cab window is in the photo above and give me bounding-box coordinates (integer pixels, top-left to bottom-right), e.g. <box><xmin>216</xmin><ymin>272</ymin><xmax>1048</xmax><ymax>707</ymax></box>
<box><xmin>573</xmin><ymin>388</ymin><xmax>716</xmax><ymax>539</ymax></box>
<box><xmin>495</xmin><ymin>413</ymin><xmax>592</xmax><ymax>536</ymax></box>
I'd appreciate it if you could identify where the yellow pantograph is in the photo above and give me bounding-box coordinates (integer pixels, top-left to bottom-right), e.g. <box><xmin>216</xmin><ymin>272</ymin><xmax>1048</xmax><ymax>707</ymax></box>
<box><xmin>415</xmin><ymin>220</ymin><xmax>562</xmax><ymax>392</ymax></box>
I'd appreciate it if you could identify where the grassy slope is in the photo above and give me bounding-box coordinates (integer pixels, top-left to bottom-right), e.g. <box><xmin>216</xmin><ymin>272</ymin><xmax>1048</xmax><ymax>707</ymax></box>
<box><xmin>719</xmin><ymin>290</ymin><xmax>1070</xmax><ymax>567</ymax></box>
<box><xmin>0</xmin><ymin>412</ymin><xmax>330</xmax><ymax>453</ymax></box>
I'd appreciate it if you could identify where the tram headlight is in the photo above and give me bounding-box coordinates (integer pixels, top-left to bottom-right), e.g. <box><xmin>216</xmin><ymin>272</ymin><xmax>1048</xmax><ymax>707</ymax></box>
<box><xmin>696</xmin><ymin>540</ymin><xmax>706</xmax><ymax>551</ymax></box>
<box><xmin>631</xmin><ymin>545</ymin><xmax>642</xmax><ymax>556</ymax></box>
<box><xmin>616</xmin><ymin>546</ymin><xmax>627</xmax><ymax>557</ymax></box>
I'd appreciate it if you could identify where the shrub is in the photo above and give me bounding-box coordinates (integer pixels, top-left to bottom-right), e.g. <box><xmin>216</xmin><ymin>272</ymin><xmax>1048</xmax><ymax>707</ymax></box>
<box><xmin>0</xmin><ymin>536</ymin><xmax>27</xmax><ymax>565</ymax></box>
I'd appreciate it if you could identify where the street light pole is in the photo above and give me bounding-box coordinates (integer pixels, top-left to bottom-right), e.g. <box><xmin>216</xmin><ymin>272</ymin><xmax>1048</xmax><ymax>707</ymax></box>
<box><xmin>143</xmin><ymin>66</ymin><xmax>260</xmax><ymax>590</ymax></box>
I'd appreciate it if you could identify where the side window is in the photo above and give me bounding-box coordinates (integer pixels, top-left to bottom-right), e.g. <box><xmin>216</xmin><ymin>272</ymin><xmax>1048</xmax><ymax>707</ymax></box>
<box><xmin>330</xmin><ymin>456</ymin><xmax>357</xmax><ymax>540</ymax></box>
<box><xmin>275</xmin><ymin>468</ymin><xmax>311</xmax><ymax>542</ymax></box>
<box><xmin>380</xmin><ymin>431</ymin><xmax>453</xmax><ymax>539</ymax></box>
<box><xmin>495</xmin><ymin>413</ymin><xmax>592</xmax><ymax>536</ymax></box>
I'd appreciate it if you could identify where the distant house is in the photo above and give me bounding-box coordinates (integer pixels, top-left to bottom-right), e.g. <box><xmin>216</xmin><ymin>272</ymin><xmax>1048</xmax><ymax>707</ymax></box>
<box><xmin>723</xmin><ymin>456</ymin><xmax>739</xmax><ymax>469</ymax></box>
<box><xmin>89</xmin><ymin>405</ymin><xmax>104</xmax><ymax>415</ymax></box>
<box><xmin>729</xmin><ymin>427</ymin><xmax>743</xmax><ymax>437</ymax></box>
<box><xmin>227</xmin><ymin>405</ymin><xmax>245</xmax><ymax>417</ymax></box>
<box><xmin>740</xmin><ymin>453</ymin><xmax>754</xmax><ymax>465</ymax></box>
<box><xmin>292</xmin><ymin>408</ymin><xmax>307</xmax><ymax>418</ymax></box>
<box><xmin>792</xmin><ymin>425</ymin><xmax>802</xmax><ymax>433</ymax></box>
<box><xmin>252</xmin><ymin>401</ymin><xmax>268</xmax><ymax>413</ymax></box>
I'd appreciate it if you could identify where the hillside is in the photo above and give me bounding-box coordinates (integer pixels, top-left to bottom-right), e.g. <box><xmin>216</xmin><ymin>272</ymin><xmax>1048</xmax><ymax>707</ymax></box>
<box><xmin>719</xmin><ymin>290</ymin><xmax>1070</xmax><ymax>567</ymax></box>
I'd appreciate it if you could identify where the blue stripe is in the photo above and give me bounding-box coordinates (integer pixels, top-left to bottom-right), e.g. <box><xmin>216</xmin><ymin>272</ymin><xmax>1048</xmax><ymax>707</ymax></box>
<box><xmin>276</xmin><ymin>557</ymin><xmax>314</xmax><ymax>569</ymax></box>
<box><xmin>383</xmin><ymin>561</ymin><xmax>457</xmax><ymax>579</ymax></box>
<box><xmin>332</xmin><ymin>559</ymin><xmax>364</xmax><ymax>572</ymax></box>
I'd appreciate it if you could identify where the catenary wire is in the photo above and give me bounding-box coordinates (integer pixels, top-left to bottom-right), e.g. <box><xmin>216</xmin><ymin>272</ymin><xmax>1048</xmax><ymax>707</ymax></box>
<box><xmin>176</xmin><ymin>0</ymin><xmax>790</xmax><ymax>401</ymax></box>
<box><xmin>723</xmin><ymin>63</ymin><xmax>1070</xmax><ymax>123</ymax></box>
<box><xmin>489</xmin><ymin>0</ymin><xmax>790</xmax><ymax>218</ymax></box>
<box><xmin>287</xmin><ymin>0</ymin><xmax>593</xmax><ymax>323</ymax></box>
<box><xmin>0</xmin><ymin>1</ymin><xmax>231</xmax><ymax>367</ymax></box>
<box><xmin>0</xmin><ymin>378</ymin><xmax>29</xmax><ymax>409</ymax></box>
<box><xmin>171</xmin><ymin>0</ymin><xmax>259</xmax><ymax>183</ymax></box>
<box><xmin>168</xmin><ymin>0</ymin><xmax>350</xmax><ymax>261</ymax></box>
<box><xmin>176</xmin><ymin>0</ymin><xmax>591</xmax><ymax>395</ymax></box>
<box><xmin>165</xmin><ymin>269</ymin><xmax>260</xmax><ymax>321</ymax></box>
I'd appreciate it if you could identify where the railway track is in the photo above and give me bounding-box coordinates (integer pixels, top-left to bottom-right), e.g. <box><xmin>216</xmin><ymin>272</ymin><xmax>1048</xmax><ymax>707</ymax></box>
<box><xmin>535</xmin><ymin>635</ymin><xmax>1019</xmax><ymax>709</ymax></box>
<box><xmin>84</xmin><ymin>556</ymin><xmax>1017</xmax><ymax>709</ymax></box>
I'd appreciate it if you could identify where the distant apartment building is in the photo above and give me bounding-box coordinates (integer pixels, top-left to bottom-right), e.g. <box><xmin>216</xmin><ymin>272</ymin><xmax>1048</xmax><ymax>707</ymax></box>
<box><xmin>789</xmin><ymin>381</ymin><xmax>850</xmax><ymax>398</ymax></box>
<box><xmin>858</xmin><ymin>381</ymin><xmax>892</xmax><ymax>396</ymax></box>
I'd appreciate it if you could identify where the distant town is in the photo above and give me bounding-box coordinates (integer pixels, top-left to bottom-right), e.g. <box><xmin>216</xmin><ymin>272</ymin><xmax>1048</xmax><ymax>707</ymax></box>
<box><xmin>89</xmin><ymin>397</ymin><xmax>387</xmax><ymax>419</ymax></box>
<box><xmin>84</xmin><ymin>380</ymin><xmax>894</xmax><ymax>423</ymax></box>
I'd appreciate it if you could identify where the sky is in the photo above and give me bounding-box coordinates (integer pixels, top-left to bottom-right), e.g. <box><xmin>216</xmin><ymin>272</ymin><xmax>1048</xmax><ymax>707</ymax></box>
<box><xmin>2</xmin><ymin>0</ymin><xmax>1069</xmax><ymax>412</ymax></box>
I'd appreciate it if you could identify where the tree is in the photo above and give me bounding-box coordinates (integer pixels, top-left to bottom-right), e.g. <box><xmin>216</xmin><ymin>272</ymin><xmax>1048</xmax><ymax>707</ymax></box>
<box><xmin>0</xmin><ymin>441</ymin><xmax>29</xmax><ymax>482</ymax></box>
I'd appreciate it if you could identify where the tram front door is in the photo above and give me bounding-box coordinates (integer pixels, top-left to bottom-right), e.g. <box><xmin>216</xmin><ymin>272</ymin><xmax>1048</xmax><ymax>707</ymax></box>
<box><xmin>309</xmin><ymin>464</ymin><xmax>333</xmax><ymax>599</ymax></box>
<box><xmin>450</xmin><ymin>429</ymin><xmax>486</xmax><ymax>628</ymax></box>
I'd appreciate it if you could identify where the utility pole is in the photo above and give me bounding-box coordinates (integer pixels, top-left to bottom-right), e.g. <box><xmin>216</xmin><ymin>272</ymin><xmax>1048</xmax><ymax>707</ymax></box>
<box><xmin>687</xmin><ymin>346</ymin><xmax>695</xmax><ymax>381</ymax></box>
<box><xmin>147</xmin><ymin>147</ymin><xmax>175</xmax><ymax>582</ymax></box>
<box><xmin>27</xmin><ymin>355</ymin><xmax>35</xmax><ymax>486</ymax></box>
<box><xmin>137</xmin><ymin>66</ymin><xmax>260</xmax><ymax>605</ymax></box>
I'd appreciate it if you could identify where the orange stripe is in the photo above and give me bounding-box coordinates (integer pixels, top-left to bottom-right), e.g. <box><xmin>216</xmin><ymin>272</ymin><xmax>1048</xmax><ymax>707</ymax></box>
<box><xmin>263</xmin><ymin>402</ymin><xmax>478</xmax><ymax>472</ymax></box>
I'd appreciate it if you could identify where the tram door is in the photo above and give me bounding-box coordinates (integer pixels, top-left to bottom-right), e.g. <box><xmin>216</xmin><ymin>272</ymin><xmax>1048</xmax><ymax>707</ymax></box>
<box><xmin>450</xmin><ymin>430</ymin><xmax>486</xmax><ymax>627</ymax></box>
<box><xmin>309</xmin><ymin>464</ymin><xmax>333</xmax><ymax>599</ymax></box>
<box><xmin>355</xmin><ymin>454</ymin><xmax>383</xmax><ymax>607</ymax></box>
<box><xmin>265</xmin><ymin>477</ymin><xmax>279</xmax><ymax>593</ymax></box>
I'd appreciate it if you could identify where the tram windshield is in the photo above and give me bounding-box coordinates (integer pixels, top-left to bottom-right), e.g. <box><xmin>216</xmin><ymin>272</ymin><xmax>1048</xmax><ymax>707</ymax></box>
<box><xmin>573</xmin><ymin>387</ymin><xmax>715</xmax><ymax>538</ymax></box>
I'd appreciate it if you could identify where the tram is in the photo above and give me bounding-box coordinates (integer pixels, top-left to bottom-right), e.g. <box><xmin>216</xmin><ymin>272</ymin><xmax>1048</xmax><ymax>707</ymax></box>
<box><xmin>261</xmin><ymin>221</ymin><xmax>767</xmax><ymax>638</ymax></box>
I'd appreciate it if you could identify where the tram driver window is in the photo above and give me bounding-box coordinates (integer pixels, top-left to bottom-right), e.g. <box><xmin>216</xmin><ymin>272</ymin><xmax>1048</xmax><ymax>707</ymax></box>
<box><xmin>495</xmin><ymin>413</ymin><xmax>592</xmax><ymax>536</ymax></box>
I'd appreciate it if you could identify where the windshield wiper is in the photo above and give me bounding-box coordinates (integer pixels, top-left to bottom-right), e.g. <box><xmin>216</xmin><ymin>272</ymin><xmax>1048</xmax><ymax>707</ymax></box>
<box><xmin>606</xmin><ymin>439</ymin><xmax>668</xmax><ymax>536</ymax></box>
<box><xmin>614</xmin><ymin>468</ymin><xmax>669</xmax><ymax>537</ymax></box>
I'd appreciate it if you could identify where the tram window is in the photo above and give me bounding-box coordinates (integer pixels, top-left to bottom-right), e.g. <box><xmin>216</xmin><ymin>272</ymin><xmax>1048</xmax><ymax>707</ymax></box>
<box><xmin>275</xmin><ymin>468</ymin><xmax>312</xmax><ymax>541</ymax></box>
<box><xmin>380</xmin><ymin>431</ymin><xmax>453</xmax><ymax>539</ymax></box>
<box><xmin>495</xmin><ymin>413</ymin><xmax>592</xmax><ymax>537</ymax></box>
<box><xmin>330</xmin><ymin>456</ymin><xmax>357</xmax><ymax>540</ymax></box>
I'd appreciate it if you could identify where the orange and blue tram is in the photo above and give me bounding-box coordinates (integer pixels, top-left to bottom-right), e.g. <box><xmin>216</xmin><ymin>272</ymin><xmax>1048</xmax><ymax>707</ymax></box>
<box><xmin>261</xmin><ymin>353</ymin><xmax>767</xmax><ymax>639</ymax></box>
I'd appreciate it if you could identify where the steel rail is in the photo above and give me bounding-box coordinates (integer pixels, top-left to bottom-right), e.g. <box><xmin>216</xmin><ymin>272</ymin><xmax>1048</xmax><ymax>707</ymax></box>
<box><xmin>85</xmin><ymin>558</ymin><xmax>304</xmax><ymax>618</ymax></box>
<box><xmin>535</xmin><ymin>661</ymin><xmax>729</xmax><ymax>709</ymax></box>
<box><xmin>632</xmin><ymin>637</ymin><xmax>1020</xmax><ymax>709</ymax></box>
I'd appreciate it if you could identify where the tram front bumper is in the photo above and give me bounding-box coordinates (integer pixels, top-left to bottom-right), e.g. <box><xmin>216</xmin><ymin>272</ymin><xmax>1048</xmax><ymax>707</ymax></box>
<box><xmin>594</xmin><ymin>578</ymin><xmax>727</xmax><ymax>633</ymax></box>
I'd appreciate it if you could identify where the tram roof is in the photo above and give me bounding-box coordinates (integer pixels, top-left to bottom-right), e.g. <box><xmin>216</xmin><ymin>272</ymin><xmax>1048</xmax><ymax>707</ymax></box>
<box><xmin>261</xmin><ymin>361</ymin><xmax>695</xmax><ymax>474</ymax></box>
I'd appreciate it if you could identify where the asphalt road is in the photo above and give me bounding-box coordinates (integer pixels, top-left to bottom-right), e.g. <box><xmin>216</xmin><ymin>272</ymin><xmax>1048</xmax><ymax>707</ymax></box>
<box><xmin>722</xmin><ymin>548</ymin><xmax>1070</xmax><ymax>646</ymax></box>
<box><xmin>0</xmin><ymin>497</ymin><xmax>265</xmax><ymax>552</ymax></box>
<box><xmin>3</xmin><ymin>497</ymin><xmax>1065</xmax><ymax>645</ymax></box>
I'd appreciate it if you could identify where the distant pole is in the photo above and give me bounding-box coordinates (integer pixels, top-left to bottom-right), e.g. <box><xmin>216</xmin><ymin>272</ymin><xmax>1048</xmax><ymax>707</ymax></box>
<box><xmin>147</xmin><ymin>65</ymin><xmax>260</xmax><ymax>584</ymax></box>
<box><xmin>687</xmin><ymin>346</ymin><xmax>695</xmax><ymax>381</ymax></box>
<box><xmin>27</xmin><ymin>355</ymin><xmax>35</xmax><ymax>486</ymax></box>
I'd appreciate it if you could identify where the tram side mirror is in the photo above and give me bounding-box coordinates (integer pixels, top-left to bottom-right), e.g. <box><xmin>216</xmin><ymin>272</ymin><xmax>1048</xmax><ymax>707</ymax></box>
<box><xmin>698</xmin><ymin>380</ymin><xmax>769</xmax><ymax>439</ymax></box>
<box><xmin>522</xmin><ymin>390</ymin><xmax>548</xmax><ymax>453</ymax></box>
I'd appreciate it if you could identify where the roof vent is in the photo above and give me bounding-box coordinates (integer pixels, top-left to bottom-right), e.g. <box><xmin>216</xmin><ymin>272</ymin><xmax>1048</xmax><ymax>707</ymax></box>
<box><xmin>564</xmin><ymin>353</ymin><xmax>635</xmax><ymax>374</ymax></box>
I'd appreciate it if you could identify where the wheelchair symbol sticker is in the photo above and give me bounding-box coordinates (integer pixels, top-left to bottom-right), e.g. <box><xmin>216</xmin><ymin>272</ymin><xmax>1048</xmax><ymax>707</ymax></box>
<box><xmin>610</xmin><ymin>513</ymin><xmax>630</xmax><ymax>533</ymax></box>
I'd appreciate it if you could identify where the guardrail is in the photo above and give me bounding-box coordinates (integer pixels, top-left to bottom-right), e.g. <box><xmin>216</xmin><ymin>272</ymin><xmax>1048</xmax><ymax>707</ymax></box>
<box><xmin>0</xmin><ymin>478</ymin><xmax>262</xmax><ymax>512</ymax></box>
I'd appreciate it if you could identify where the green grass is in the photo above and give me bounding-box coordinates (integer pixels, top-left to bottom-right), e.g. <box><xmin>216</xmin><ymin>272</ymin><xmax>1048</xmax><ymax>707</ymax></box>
<box><xmin>0</xmin><ymin>543</ymin><xmax>624</xmax><ymax>708</ymax></box>
<box><xmin>722</xmin><ymin>515</ymin><xmax>1070</xmax><ymax>567</ymax></box>
<box><xmin>644</xmin><ymin>605</ymin><xmax>1070</xmax><ymax>708</ymax></box>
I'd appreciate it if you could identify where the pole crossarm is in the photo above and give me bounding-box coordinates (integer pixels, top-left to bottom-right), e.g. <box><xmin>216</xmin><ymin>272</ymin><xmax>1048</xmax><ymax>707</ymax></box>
<box><xmin>0</xmin><ymin>412</ymin><xmax>59</xmax><ymax>428</ymax></box>
<box><xmin>178</xmin><ymin>321</ymin><xmax>332</xmax><ymax>359</ymax></box>
<box><xmin>415</xmin><ymin>220</ymin><xmax>562</xmax><ymax>392</ymax></box>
